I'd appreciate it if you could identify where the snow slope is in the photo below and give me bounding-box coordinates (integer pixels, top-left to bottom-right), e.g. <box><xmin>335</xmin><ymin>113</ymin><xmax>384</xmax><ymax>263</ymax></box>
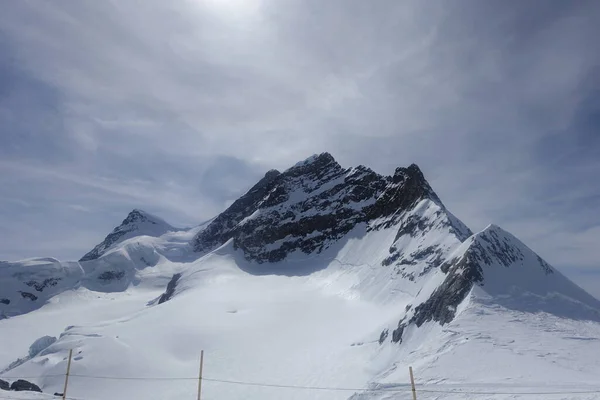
<box><xmin>366</xmin><ymin>224</ymin><xmax>600</xmax><ymax>399</ymax></box>
<box><xmin>2</xmin><ymin>155</ymin><xmax>600</xmax><ymax>400</ymax></box>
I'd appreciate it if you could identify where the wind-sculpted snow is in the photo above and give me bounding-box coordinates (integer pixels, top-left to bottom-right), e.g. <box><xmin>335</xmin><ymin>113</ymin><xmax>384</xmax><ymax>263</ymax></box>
<box><xmin>1</xmin><ymin>336</ymin><xmax>57</xmax><ymax>374</ymax></box>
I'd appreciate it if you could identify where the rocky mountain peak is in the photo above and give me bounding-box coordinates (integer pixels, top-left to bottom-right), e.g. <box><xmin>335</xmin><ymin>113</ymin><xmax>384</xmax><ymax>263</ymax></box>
<box><xmin>263</xmin><ymin>169</ymin><xmax>281</xmax><ymax>180</ymax></box>
<box><xmin>122</xmin><ymin>209</ymin><xmax>157</xmax><ymax>225</ymax></box>
<box><xmin>290</xmin><ymin>152</ymin><xmax>337</xmax><ymax>168</ymax></box>
<box><xmin>192</xmin><ymin>155</ymin><xmax>457</xmax><ymax>264</ymax></box>
<box><xmin>282</xmin><ymin>152</ymin><xmax>343</xmax><ymax>181</ymax></box>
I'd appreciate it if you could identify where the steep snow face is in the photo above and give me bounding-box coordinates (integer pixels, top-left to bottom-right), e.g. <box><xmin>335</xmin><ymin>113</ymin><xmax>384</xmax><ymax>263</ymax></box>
<box><xmin>469</xmin><ymin>225</ymin><xmax>600</xmax><ymax>319</ymax></box>
<box><xmin>193</xmin><ymin>153</ymin><xmax>465</xmax><ymax>265</ymax></box>
<box><xmin>80</xmin><ymin>210</ymin><xmax>176</xmax><ymax>262</ymax></box>
<box><xmin>381</xmin><ymin>224</ymin><xmax>600</xmax><ymax>346</ymax></box>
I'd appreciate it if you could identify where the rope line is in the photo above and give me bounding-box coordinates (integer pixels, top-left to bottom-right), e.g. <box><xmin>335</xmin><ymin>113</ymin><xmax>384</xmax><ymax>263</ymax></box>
<box><xmin>0</xmin><ymin>395</ymin><xmax>83</xmax><ymax>400</ymax></box>
<box><xmin>202</xmin><ymin>377</ymin><xmax>411</xmax><ymax>392</ymax></box>
<box><xmin>71</xmin><ymin>373</ymin><xmax>196</xmax><ymax>381</ymax></box>
<box><xmin>419</xmin><ymin>388</ymin><xmax>600</xmax><ymax>395</ymax></box>
<box><xmin>3</xmin><ymin>373</ymin><xmax>600</xmax><ymax>395</ymax></box>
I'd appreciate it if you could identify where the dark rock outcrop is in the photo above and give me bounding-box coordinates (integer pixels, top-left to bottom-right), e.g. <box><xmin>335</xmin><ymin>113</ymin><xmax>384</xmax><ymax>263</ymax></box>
<box><xmin>10</xmin><ymin>379</ymin><xmax>42</xmax><ymax>392</ymax></box>
<box><xmin>25</xmin><ymin>278</ymin><xmax>61</xmax><ymax>292</ymax></box>
<box><xmin>0</xmin><ymin>298</ymin><xmax>9</xmax><ymax>305</ymax></box>
<box><xmin>158</xmin><ymin>273</ymin><xmax>182</xmax><ymax>304</ymax></box>
<box><xmin>193</xmin><ymin>169</ymin><xmax>282</xmax><ymax>254</ymax></box>
<box><xmin>97</xmin><ymin>271</ymin><xmax>125</xmax><ymax>282</ymax></box>
<box><xmin>391</xmin><ymin>322</ymin><xmax>406</xmax><ymax>344</ymax></box>
<box><xmin>386</xmin><ymin>239</ymin><xmax>487</xmax><ymax>344</ymax></box>
<box><xmin>0</xmin><ymin>379</ymin><xmax>8</xmax><ymax>391</ymax></box>
<box><xmin>379</xmin><ymin>329</ymin><xmax>389</xmax><ymax>344</ymax></box>
<box><xmin>19</xmin><ymin>291</ymin><xmax>38</xmax><ymax>301</ymax></box>
<box><xmin>385</xmin><ymin>225</ymin><xmax>566</xmax><ymax>345</ymax></box>
<box><xmin>193</xmin><ymin>153</ymin><xmax>454</xmax><ymax>263</ymax></box>
<box><xmin>410</xmin><ymin>247</ymin><xmax>485</xmax><ymax>328</ymax></box>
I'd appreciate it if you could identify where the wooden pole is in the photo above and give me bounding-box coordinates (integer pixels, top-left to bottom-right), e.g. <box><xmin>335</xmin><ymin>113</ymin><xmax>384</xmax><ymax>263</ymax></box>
<box><xmin>62</xmin><ymin>349</ymin><xmax>73</xmax><ymax>400</ymax></box>
<box><xmin>197</xmin><ymin>350</ymin><xmax>204</xmax><ymax>400</ymax></box>
<box><xmin>409</xmin><ymin>366</ymin><xmax>417</xmax><ymax>400</ymax></box>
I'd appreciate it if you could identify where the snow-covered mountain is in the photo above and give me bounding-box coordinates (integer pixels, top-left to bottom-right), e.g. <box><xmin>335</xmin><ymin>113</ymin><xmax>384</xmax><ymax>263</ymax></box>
<box><xmin>1</xmin><ymin>153</ymin><xmax>600</xmax><ymax>400</ymax></box>
<box><xmin>192</xmin><ymin>153</ymin><xmax>470</xmax><ymax>265</ymax></box>
<box><xmin>80</xmin><ymin>209</ymin><xmax>177</xmax><ymax>262</ymax></box>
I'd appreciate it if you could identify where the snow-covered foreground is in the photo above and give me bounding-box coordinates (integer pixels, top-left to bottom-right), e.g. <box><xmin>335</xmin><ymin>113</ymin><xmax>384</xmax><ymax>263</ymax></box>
<box><xmin>362</xmin><ymin>298</ymin><xmax>600</xmax><ymax>400</ymax></box>
<box><xmin>1</xmin><ymin>249</ymin><xmax>396</xmax><ymax>400</ymax></box>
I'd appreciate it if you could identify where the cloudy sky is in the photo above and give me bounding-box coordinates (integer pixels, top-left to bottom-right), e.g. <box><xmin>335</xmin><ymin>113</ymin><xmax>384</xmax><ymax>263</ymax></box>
<box><xmin>1</xmin><ymin>0</ymin><xmax>599</xmax><ymax>295</ymax></box>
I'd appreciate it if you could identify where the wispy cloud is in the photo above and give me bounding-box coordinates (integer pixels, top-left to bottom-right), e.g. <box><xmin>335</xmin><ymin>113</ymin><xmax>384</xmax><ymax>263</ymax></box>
<box><xmin>0</xmin><ymin>0</ymin><xmax>599</xmax><ymax>295</ymax></box>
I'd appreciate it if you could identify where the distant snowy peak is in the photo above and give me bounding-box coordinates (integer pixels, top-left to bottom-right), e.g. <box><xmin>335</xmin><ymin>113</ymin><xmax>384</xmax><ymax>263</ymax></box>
<box><xmin>2</xmin><ymin>210</ymin><xmax>186</xmax><ymax>318</ymax></box>
<box><xmin>79</xmin><ymin>209</ymin><xmax>175</xmax><ymax>262</ymax></box>
<box><xmin>192</xmin><ymin>153</ymin><xmax>463</xmax><ymax>263</ymax></box>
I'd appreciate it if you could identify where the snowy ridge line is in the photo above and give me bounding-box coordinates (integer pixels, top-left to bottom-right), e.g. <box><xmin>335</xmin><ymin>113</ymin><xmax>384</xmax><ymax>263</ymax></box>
<box><xmin>4</xmin><ymin>373</ymin><xmax>600</xmax><ymax>395</ymax></box>
<box><xmin>198</xmin><ymin>379</ymin><xmax>600</xmax><ymax>395</ymax></box>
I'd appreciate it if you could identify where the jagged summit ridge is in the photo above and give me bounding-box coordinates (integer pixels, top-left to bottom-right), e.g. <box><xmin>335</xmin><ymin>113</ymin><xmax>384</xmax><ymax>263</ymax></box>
<box><xmin>79</xmin><ymin>209</ymin><xmax>175</xmax><ymax>262</ymax></box>
<box><xmin>290</xmin><ymin>152</ymin><xmax>339</xmax><ymax>170</ymax></box>
<box><xmin>192</xmin><ymin>153</ymin><xmax>458</xmax><ymax>263</ymax></box>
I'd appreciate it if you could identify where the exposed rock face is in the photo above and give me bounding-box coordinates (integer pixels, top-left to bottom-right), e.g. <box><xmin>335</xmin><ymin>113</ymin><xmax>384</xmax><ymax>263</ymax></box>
<box><xmin>387</xmin><ymin>224</ymin><xmax>600</xmax><ymax>344</ymax></box>
<box><xmin>378</xmin><ymin>329</ymin><xmax>389</xmax><ymax>344</ymax></box>
<box><xmin>0</xmin><ymin>379</ymin><xmax>8</xmax><ymax>391</ymax></box>
<box><xmin>389</xmin><ymin>234</ymin><xmax>501</xmax><ymax>343</ymax></box>
<box><xmin>97</xmin><ymin>271</ymin><xmax>126</xmax><ymax>282</ymax></box>
<box><xmin>19</xmin><ymin>291</ymin><xmax>38</xmax><ymax>301</ymax></box>
<box><xmin>80</xmin><ymin>209</ymin><xmax>174</xmax><ymax>262</ymax></box>
<box><xmin>391</xmin><ymin>323</ymin><xmax>405</xmax><ymax>344</ymax></box>
<box><xmin>158</xmin><ymin>273</ymin><xmax>182</xmax><ymax>304</ymax></box>
<box><xmin>402</xmin><ymin>246</ymin><xmax>485</xmax><ymax>336</ymax></box>
<box><xmin>193</xmin><ymin>169</ymin><xmax>282</xmax><ymax>254</ymax></box>
<box><xmin>10</xmin><ymin>379</ymin><xmax>42</xmax><ymax>392</ymax></box>
<box><xmin>25</xmin><ymin>278</ymin><xmax>61</xmax><ymax>292</ymax></box>
<box><xmin>193</xmin><ymin>153</ymin><xmax>462</xmax><ymax>263</ymax></box>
